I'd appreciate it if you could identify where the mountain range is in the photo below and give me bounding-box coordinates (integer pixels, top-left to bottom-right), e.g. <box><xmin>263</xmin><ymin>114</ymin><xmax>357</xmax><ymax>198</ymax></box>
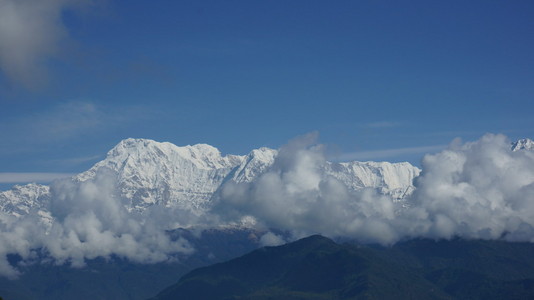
<box><xmin>0</xmin><ymin>137</ymin><xmax>423</xmax><ymax>299</ymax></box>
<box><xmin>0</xmin><ymin>138</ymin><xmax>422</xmax><ymax>225</ymax></box>
<box><xmin>0</xmin><ymin>137</ymin><xmax>533</xmax><ymax>299</ymax></box>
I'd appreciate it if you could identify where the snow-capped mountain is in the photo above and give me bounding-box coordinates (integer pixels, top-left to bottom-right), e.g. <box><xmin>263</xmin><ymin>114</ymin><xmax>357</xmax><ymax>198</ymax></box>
<box><xmin>0</xmin><ymin>183</ymin><xmax>50</xmax><ymax>217</ymax></box>
<box><xmin>325</xmin><ymin>161</ymin><xmax>420</xmax><ymax>199</ymax></box>
<box><xmin>0</xmin><ymin>138</ymin><xmax>421</xmax><ymax>223</ymax></box>
<box><xmin>230</xmin><ymin>147</ymin><xmax>278</xmax><ymax>184</ymax></box>
<box><xmin>74</xmin><ymin>138</ymin><xmax>244</xmax><ymax>213</ymax></box>
<box><xmin>512</xmin><ymin>138</ymin><xmax>534</xmax><ymax>151</ymax></box>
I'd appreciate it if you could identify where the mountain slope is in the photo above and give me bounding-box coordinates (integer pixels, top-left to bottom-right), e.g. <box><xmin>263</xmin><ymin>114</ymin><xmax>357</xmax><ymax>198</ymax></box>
<box><xmin>150</xmin><ymin>235</ymin><xmax>447</xmax><ymax>300</ymax></box>
<box><xmin>150</xmin><ymin>235</ymin><xmax>534</xmax><ymax>300</ymax></box>
<box><xmin>0</xmin><ymin>183</ymin><xmax>50</xmax><ymax>218</ymax></box>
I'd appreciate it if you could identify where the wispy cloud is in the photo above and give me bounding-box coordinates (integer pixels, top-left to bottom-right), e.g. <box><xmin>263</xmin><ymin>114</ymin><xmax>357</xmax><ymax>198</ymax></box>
<box><xmin>0</xmin><ymin>101</ymin><xmax>154</xmax><ymax>155</ymax></box>
<box><xmin>0</xmin><ymin>0</ymin><xmax>93</xmax><ymax>89</ymax></box>
<box><xmin>48</xmin><ymin>154</ymin><xmax>103</xmax><ymax>166</ymax></box>
<box><xmin>363</xmin><ymin>121</ymin><xmax>403</xmax><ymax>129</ymax></box>
<box><xmin>0</xmin><ymin>101</ymin><xmax>103</xmax><ymax>153</ymax></box>
<box><xmin>337</xmin><ymin>144</ymin><xmax>446</xmax><ymax>161</ymax></box>
<box><xmin>0</xmin><ymin>172</ymin><xmax>74</xmax><ymax>183</ymax></box>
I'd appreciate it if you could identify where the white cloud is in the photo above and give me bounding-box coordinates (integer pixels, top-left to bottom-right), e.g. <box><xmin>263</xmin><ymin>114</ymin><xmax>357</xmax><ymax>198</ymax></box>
<box><xmin>0</xmin><ymin>0</ymin><xmax>92</xmax><ymax>88</ymax></box>
<box><xmin>407</xmin><ymin>134</ymin><xmax>534</xmax><ymax>241</ymax></box>
<box><xmin>0</xmin><ymin>172</ymin><xmax>74</xmax><ymax>183</ymax></box>
<box><xmin>0</xmin><ymin>101</ymin><xmax>103</xmax><ymax>152</ymax></box>
<box><xmin>0</xmin><ymin>101</ymin><xmax>154</xmax><ymax>155</ymax></box>
<box><xmin>47</xmin><ymin>154</ymin><xmax>103</xmax><ymax>166</ymax></box>
<box><xmin>0</xmin><ymin>169</ymin><xmax>194</xmax><ymax>278</ymax></box>
<box><xmin>213</xmin><ymin>133</ymin><xmax>534</xmax><ymax>245</ymax></box>
<box><xmin>213</xmin><ymin>133</ymin><xmax>403</xmax><ymax>245</ymax></box>
<box><xmin>259</xmin><ymin>232</ymin><xmax>286</xmax><ymax>247</ymax></box>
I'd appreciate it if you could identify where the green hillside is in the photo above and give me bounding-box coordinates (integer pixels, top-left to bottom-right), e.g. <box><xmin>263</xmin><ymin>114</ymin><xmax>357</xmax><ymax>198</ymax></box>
<box><xmin>151</xmin><ymin>236</ymin><xmax>534</xmax><ymax>300</ymax></box>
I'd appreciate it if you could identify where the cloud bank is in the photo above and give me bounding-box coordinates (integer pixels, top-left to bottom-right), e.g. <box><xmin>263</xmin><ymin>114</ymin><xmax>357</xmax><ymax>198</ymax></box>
<box><xmin>214</xmin><ymin>133</ymin><xmax>534</xmax><ymax>245</ymax></box>
<box><xmin>1</xmin><ymin>133</ymin><xmax>534</xmax><ymax>278</ymax></box>
<box><xmin>408</xmin><ymin>134</ymin><xmax>534</xmax><ymax>241</ymax></box>
<box><xmin>214</xmin><ymin>133</ymin><xmax>406</xmax><ymax>244</ymax></box>
<box><xmin>0</xmin><ymin>169</ymin><xmax>193</xmax><ymax>278</ymax></box>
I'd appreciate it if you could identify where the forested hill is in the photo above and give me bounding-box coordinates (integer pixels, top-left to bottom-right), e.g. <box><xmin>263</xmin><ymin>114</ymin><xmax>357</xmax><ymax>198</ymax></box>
<box><xmin>151</xmin><ymin>235</ymin><xmax>534</xmax><ymax>300</ymax></box>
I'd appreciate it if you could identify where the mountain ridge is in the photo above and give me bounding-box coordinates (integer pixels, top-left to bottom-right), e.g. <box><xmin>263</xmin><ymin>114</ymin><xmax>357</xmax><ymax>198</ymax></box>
<box><xmin>150</xmin><ymin>234</ymin><xmax>534</xmax><ymax>300</ymax></box>
<box><xmin>0</xmin><ymin>138</ymin><xmax>421</xmax><ymax>224</ymax></box>
<box><xmin>512</xmin><ymin>138</ymin><xmax>534</xmax><ymax>151</ymax></box>
<box><xmin>0</xmin><ymin>136</ymin><xmax>533</xmax><ymax>299</ymax></box>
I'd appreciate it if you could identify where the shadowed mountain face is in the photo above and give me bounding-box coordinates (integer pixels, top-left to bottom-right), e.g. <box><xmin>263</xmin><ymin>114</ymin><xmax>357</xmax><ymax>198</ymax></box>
<box><xmin>151</xmin><ymin>235</ymin><xmax>534</xmax><ymax>300</ymax></box>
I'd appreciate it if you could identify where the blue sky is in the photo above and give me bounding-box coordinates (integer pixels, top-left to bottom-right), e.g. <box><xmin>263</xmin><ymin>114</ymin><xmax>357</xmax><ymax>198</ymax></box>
<box><xmin>1</xmin><ymin>0</ymin><xmax>533</xmax><ymax>188</ymax></box>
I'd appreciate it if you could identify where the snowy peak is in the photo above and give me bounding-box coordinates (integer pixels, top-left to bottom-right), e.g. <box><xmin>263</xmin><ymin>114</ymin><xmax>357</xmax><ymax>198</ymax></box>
<box><xmin>77</xmin><ymin>138</ymin><xmax>245</xmax><ymax>181</ymax></box>
<box><xmin>232</xmin><ymin>147</ymin><xmax>278</xmax><ymax>183</ymax></box>
<box><xmin>325</xmin><ymin>161</ymin><xmax>421</xmax><ymax>199</ymax></box>
<box><xmin>0</xmin><ymin>138</ymin><xmax>425</xmax><ymax>218</ymax></box>
<box><xmin>512</xmin><ymin>138</ymin><xmax>534</xmax><ymax>151</ymax></box>
<box><xmin>0</xmin><ymin>137</ymin><xmax>446</xmax><ymax>220</ymax></box>
<box><xmin>106</xmin><ymin>138</ymin><xmax>243</xmax><ymax>170</ymax></box>
<box><xmin>73</xmin><ymin>138</ymin><xmax>247</xmax><ymax>212</ymax></box>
